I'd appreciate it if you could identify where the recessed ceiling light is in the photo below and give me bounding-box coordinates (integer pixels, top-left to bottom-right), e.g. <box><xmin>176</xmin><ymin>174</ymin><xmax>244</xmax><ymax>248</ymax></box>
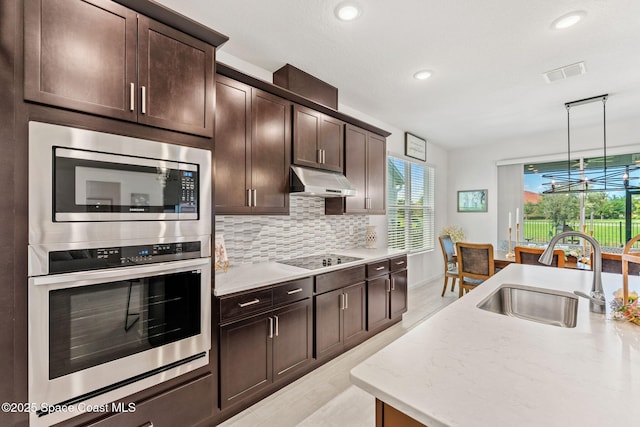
<box><xmin>551</xmin><ymin>10</ymin><xmax>586</xmax><ymax>30</ymax></box>
<box><xmin>335</xmin><ymin>2</ymin><xmax>362</xmax><ymax>21</ymax></box>
<box><xmin>413</xmin><ymin>70</ymin><xmax>433</xmax><ymax>80</ymax></box>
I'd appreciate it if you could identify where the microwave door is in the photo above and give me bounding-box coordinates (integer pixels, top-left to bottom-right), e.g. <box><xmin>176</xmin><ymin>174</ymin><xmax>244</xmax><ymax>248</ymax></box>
<box><xmin>54</xmin><ymin>148</ymin><xmax>198</xmax><ymax>221</ymax></box>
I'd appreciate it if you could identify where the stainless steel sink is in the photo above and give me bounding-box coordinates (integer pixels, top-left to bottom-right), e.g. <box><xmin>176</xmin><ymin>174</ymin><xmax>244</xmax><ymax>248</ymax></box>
<box><xmin>477</xmin><ymin>284</ymin><xmax>578</xmax><ymax>328</ymax></box>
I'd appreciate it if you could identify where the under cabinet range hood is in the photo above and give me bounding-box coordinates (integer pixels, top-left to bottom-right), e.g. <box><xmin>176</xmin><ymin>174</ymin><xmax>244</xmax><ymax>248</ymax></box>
<box><xmin>290</xmin><ymin>165</ymin><xmax>356</xmax><ymax>197</ymax></box>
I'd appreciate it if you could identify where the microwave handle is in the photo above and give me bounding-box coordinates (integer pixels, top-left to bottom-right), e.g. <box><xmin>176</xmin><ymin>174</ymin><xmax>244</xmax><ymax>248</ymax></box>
<box><xmin>30</xmin><ymin>257</ymin><xmax>210</xmax><ymax>288</ymax></box>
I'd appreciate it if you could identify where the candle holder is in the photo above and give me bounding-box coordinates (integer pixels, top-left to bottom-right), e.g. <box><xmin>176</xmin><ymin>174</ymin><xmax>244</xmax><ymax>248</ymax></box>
<box><xmin>506</xmin><ymin>226</ymin><xmax>515</xmax><ymax>258</ymax></box>
<box><xmin>515</xmin><ymin>223</ymin><xmax>520</xmax><ymax>248</ymax></box>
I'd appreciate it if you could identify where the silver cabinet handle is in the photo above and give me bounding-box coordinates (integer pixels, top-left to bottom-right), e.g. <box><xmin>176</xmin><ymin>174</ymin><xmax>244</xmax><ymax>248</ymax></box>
<box><xmin>287</xmin><ymin>288</ymin><xmax>303</xmax><ymax>295</ymax></box>
<box><xmin>139</xmin><ymin>423</ymin><xmax>153</xmax><ymax>427</ymax></box>
<box><xmin>395</xmin><ymin>261</ymin><xmax>405</xmax><ymax>265</ymax></box>
<box><xmin>268</xmin><ymin>317</ymin><xmax>274</xmax><ymax>338</ymax></box>
<box><xmin>238</xmin><ymin>298</ymin><xmax>260</xmax><ymax>308</ymax></box>
<box><xmin>321</xmin><ymin>149</ymin><xmax>326</xmax><ymax>164</ymax></box>
<box><xmin>274</xmin><ymin>315</ymin><xmax>279</xmax><ymax>337</ymax></box>
<box><xmin>129</xmin><ymin>82</ymin><xmax>135</xmax><ymax>111</ymax></box>
<box><xmin>375</xmin><ymin>266</ymin><xmax>386</xmax><ymax>271</ymax></box>
<box><xmin>339</xmin><ymin>294</ymin><xmax>345</xmax><ymax>310</ymax></box>
<box><xmin>391</xmin><ymin>277</ymin><xmax>396</xmax><ymax>291</ymax></box>
<box><xmin>345</xmin><ymin>292</ymin><xmax>348</xmax><ymax>309</ymax></box>
<box><xmin>247</xmin><ymin>189</ymin><xmax>252</xmax><ymax>207</ymax></box>
<box><xmin>317</xmin><ymin>149</ymin><xmax>322</xmax><ymax>164</ymax></box>
<box><xmin>386</xmin><ymin>278</ymin><xmax>391</xmax><ymax>292</ymax></box>
<box><xmin>252</xmin><ymin>189</ymin><xmax>257</xmax><ymax>207</ymax></box>
<box><xmin>141</xmin><ymin>86</ymin><xmax>146</xmax><ymax>114</ymax></box>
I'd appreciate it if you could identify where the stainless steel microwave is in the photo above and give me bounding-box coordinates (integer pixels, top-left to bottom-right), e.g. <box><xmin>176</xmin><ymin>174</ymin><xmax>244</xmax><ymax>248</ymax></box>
<box><xmin>28</xmin><ymin>121</ymin><xmax>211</xmax><ymax>248</ymax></box>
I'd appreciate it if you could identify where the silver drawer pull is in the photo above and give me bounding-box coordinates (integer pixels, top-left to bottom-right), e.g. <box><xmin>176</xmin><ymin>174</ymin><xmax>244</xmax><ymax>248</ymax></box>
<box><xmin>375</xmin><ymin>266</ymin><xmax>386</xmax><ymax>271</ymax></box>
<box><xmin>395</xmin><ymin>261</ymin><xmax>405</xmax><ymax>265</ymax></box>
<box><xmin>287</xmin><ymin>288</ymin><xmax>303</xmax><ymax>295</ymax></box>
<box><xmin>238</xmin><ymin>298</ymin><xmax>260</xmax><ymax>308</ymax></box>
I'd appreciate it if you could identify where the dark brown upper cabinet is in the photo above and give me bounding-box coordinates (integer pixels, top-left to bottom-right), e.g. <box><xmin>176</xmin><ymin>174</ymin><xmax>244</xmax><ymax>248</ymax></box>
<box><xmin>292</xmin><ymin>104</ymin><xmax>344</xmax><ymax>173</ymax></box>
<box><xmin>215</xmin><ymin>75</ymin><xmax>291</xmax><ymax>215</ymax></box>
<box><xmin>24</xmin><ymin>0</ymin><xmax>214</xmax><ymax>137</ymax></box>
<box><xmin>326</xmin><ymin>124</ymin><xmax>386</xmax><ymax>215</ymax></box>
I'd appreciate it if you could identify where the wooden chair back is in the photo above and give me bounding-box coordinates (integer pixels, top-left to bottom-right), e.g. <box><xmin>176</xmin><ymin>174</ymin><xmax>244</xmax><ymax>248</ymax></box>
<box><xmin>455</xmin><ymin>242</ymin><xmax>494</xmax><ymax>297</ymax></box>
<box><xmin>592</xmin><ymin>252</ymin><xmax>640</xmax><ymax>275</ymax></box>
<box><xmin>515</xmin><ymin>246</ymin><xmax>565</xmax><ymax>268</ymax></box>
<box><xmin>439</xmin><ymin>235</ymin><xmax>456</xmax><ymax>267</ymax></box>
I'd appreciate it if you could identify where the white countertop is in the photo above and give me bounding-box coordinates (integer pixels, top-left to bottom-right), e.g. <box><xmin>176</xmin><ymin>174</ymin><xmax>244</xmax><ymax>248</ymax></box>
<box><xmin>350</xmin><ymin>263</ymin><xmax>640</xmax><ymax>427</ymax></box>
<box><xmin>213</xmin><ymin>248</ymin><xmax>406</xmax><ymax>296</ymax></box>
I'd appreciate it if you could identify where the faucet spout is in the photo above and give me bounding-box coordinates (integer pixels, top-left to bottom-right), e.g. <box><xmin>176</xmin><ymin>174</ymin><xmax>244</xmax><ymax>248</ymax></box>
<box><xmin>538</xmin><ymin>231</ymin><xmax>606</xmax><ymax>314</ymax></box>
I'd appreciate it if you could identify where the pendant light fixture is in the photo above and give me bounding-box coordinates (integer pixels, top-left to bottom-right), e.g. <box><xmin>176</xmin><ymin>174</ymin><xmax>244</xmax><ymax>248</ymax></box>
<box><xmin>542</xmin><ymin>94</ymin><xmax>640</xmax><ymax>194</ymax></box>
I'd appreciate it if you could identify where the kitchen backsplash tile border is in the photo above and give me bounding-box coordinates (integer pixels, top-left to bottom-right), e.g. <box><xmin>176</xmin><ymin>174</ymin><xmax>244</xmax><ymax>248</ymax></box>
<box><xmin>215</xmin><ymin>197</ymin><xmax>369</xmax><ymax>264</ymax></box>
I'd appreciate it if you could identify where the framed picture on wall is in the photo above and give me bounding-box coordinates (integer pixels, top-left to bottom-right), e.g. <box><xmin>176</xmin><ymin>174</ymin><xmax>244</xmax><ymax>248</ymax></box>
<box><xmin>405</xmin><ymin>132</ymin><xmax>426</xmax><ymax>161</ymax></box>
<box><xmin>457</xmin><ymin>189</ymin><xmax>488</xmax><ymax>212</ymax></box>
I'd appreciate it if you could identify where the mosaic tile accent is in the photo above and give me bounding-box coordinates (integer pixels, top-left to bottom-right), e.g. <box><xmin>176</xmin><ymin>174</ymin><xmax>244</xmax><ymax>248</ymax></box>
<box><xmin>215</xmin><ymin>196</ymin><xmax>370</xmax><ymax>264</ymax></box>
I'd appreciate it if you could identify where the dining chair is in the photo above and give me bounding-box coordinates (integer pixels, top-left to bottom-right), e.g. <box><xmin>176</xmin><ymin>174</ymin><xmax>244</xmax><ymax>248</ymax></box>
<box><xmin>438</xmin><ymin>235</ymin><xmax>460</xmax><ymax>296</ymax></box>
<box><xmin>515</xmin><ymin>246</ymin><xmax>565</xmax><ymax>268</ymax></box>
<box><xmin>455</xmin><ymin>242</ymin><xmax>495</xmax><ymax>298</ymax></box>
<box><xmin>591</xmin><ymin>252</ymin><xmax>640</xmax><ymax>275</ymax></box>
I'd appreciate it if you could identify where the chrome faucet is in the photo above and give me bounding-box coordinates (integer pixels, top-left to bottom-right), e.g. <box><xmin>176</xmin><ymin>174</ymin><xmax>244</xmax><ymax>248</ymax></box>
<box><xmin>538</xmin><ymin>231</ymin><xmax>606</xmax><ymax>314</ymax></box>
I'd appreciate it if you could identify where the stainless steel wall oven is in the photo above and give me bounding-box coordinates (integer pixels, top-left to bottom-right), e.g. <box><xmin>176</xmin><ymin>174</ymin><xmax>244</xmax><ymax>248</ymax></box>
<box><xmin>27</xmin><ymin>122</ymin><xmax>212</xmax><ymax>426</ymax></box>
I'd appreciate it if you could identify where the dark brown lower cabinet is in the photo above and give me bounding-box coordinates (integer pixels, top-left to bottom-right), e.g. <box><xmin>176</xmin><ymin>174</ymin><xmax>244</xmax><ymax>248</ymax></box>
<box><xmin>389</xmin><ymin>269</ymin><xmax>408</xmax><ymax>319</ymax></box>
<box><xmin>367</xmin><ymin>257</ymin><xmax>408</xmax><ymax>331</ymax></box>
<box><xmin>367</xmin><ymin>275</ymin><xmax>391</xmax><ymax>330</ymax></box>
<box><xmin>219</xmin><ymin>298</ymin><xmax>312</xmax><ymax>409</ymax></box>
<box><xmin>314</xmin><ymin>282</ymin><xmax>366</xmax><ymax>359</ymax></box>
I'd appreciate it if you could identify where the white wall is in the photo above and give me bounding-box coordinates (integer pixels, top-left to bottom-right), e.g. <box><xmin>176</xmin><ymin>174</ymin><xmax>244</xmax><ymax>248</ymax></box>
<box><xmin>447</xmin><ymin>117</ymin><xmax>640</xmax><ymax>246</ymax></box>
<box><xmin>217</xmin><ymin>51</ymin><xmax>450</xmax><ymax>286</ymax></box>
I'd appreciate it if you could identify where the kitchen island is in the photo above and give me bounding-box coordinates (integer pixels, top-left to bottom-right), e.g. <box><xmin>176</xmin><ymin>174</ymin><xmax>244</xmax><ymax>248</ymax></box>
<box><xmin>351</xmin><ymin>263</ymin><xmax>640</xmax><ymax>427</ymax></box>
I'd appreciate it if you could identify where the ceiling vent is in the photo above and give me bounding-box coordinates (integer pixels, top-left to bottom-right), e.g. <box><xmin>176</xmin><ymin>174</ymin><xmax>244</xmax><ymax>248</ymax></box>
<box><xmin>542</xmin><ymin>61</ymin><xmax>586</xmax><ymax>83</ymax></box>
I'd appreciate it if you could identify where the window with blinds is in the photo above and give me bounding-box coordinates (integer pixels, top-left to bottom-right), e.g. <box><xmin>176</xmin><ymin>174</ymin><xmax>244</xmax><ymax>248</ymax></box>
<box><xmin>387</xmin><ymin>156</ymin><xmax>435</xmax><ymax>253</ymax></box>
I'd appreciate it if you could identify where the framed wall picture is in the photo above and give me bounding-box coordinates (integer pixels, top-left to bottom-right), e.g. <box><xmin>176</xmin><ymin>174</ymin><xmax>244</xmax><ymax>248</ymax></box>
<box><xmin>457</xmin><ymin>189</ymin><xmax>488</xmax><ymax>212</ymax></box>
<box><xmin>405</xmin><ymin>132</ymin><xmax>426</xmax><ymax>161</ymax></box>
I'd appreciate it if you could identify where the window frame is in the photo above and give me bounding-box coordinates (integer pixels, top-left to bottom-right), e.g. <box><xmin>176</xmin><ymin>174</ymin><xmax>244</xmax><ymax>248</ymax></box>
<box><xmin>387</xmin><ymin>155</ymin><xmax>435</xmax><ymax>253</ymax></box>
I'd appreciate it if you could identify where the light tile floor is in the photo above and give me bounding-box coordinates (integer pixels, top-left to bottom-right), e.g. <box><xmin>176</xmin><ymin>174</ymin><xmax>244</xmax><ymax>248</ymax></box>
<box><xmin>218</xmin><ymin>278</ymin><xmax>457</xmax><ymax>427</ymax></box>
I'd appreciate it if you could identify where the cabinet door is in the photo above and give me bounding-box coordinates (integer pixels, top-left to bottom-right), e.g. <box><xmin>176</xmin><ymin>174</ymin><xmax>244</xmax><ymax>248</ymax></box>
<box><xmin>366</xmin><ymin>133</ymin><xmax>387</xmax><ymax>214</ymax></box>
<box><xmin>138</xmin><ymin>16</ymin><xmax>214</xmax><ymax>137</ymax></box>
<box><xmin>24</xmin><ymin>0</ymin><xmax>137</xmax><ymax>121</ymax></box>
<box><xmin>344</xmin><ymin>124</ymin><xmax>368</xmax><ymax>213</ymax></box>
<box><xmin>219</xmin><ymin>314</ymin><xmax>273</xmax><ymax>409</ymax></box>
<box><xmin>390</xmin><ymin>270</ymin><xmax>408</xmax><ymax>319</ymax></box>
<box><xmin>343</xmin><ymin>282</ymin><xmax>367</xmax><ymax>346</ymax></box>
<box><xmin>314</xmin><ymin>288</ymin><xmax>343</xmax><ymax>359</ymax></box>
<box><xmin>272</xmin><ymin>299</ymin><xmax>312</xmax><ymax>382</ymax></box>
<box><xmin>214</xmin><ymin>76</ymin><xmax>252</xmax><ymax>214</ymax></box>
<box><xmin>251</xmin><ymin>89</ymin><xmax>291</xmax><ymax>214</ymax></box>
<box><xmin>318</xmin><ymin>115</ymin><xmax>344</xmax><ymax>173</ymax></box>
<box><xmin>292</xmin><ymin>105</ymin><xmax>321</xmax><ymax>169</ymax></box>
<box><xmin>367</xmin><ymin>276</ymin><xmax>390</xmax><ymax>331</ymax></box>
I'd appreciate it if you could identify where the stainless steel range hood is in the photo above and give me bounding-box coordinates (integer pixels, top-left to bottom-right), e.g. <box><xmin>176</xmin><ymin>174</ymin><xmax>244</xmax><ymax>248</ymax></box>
<box><xmin>290</xmin><ymin>165</ymin><xmax>357</xmax><ymax>197</ymax></box>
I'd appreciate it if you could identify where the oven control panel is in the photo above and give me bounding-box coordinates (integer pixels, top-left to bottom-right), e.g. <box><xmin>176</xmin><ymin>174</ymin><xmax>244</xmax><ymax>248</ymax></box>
<box><xmin>49</xmin><ymin>241</ymin><xmax>201</xmax><ymax>274</ymax></box>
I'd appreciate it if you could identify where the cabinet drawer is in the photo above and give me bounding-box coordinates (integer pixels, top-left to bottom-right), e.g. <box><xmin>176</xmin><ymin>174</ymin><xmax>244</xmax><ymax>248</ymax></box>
<box><xmin>89</xmin><ymin>373</ymin><xmax>214</xmax><ymax>427</ymax></box>
<box><xmin>389</xmin><ymin>255</ymin><xmax>407</xmax><ymax>272</ymax></box>
<box><xmin>366</xmin><ymin>260</ymin><xmax>390</xmax><ymax>278</ymax></box>
<box><xmin>273</xmin><ymin>277</ymin><xmax>313</xmax><ymax>306</ymax></box>
<box><xmin>220</xmin><ymin>288</ymin><xmax>273</xmax><ymax>322</ymax></box>
<box><xmin>315</xmin><ymin>265</ymin><xmax>366</xmax><ymax>294</ymax></box>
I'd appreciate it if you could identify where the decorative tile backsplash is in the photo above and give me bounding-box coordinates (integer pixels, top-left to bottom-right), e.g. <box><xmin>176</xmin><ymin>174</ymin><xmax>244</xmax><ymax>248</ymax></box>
<box><xmin>215</xmin><ymin>197</ymin><xmax>370</xmax><ymax>264</ymax></box>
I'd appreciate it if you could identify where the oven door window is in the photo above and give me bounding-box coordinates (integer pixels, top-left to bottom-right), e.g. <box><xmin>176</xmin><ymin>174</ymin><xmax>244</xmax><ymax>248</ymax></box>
<box><xmin>53</xmin><ymin>147</ymin><xmax>198</xmax><ymax>221</ymax></box>
<box><xmin>49</xmin><ymin>271</ymin><xmax>201</xmax><ymax>380</ymax></box>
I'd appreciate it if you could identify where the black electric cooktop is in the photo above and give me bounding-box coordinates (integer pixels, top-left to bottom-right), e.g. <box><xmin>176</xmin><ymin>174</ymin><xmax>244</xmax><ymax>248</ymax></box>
<box><xmin>276</xmin><ymin>253</ymin><xmax>362</xmax><ymax>270</ymax></box>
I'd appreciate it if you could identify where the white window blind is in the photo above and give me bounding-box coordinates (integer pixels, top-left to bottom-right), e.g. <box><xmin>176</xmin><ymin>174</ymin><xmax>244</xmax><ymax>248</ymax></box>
<box><xmin>387</xmin><ymin>156</ymin><xmax>435</xmax><ymax>252</ymax></box>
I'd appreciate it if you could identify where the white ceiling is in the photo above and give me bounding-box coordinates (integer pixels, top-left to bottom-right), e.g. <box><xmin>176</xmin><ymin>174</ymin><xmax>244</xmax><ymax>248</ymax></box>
<box><xmin>156</xmin><ymin>0</ymin><xmax>640</xmax><ymax>150</ymax></box>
